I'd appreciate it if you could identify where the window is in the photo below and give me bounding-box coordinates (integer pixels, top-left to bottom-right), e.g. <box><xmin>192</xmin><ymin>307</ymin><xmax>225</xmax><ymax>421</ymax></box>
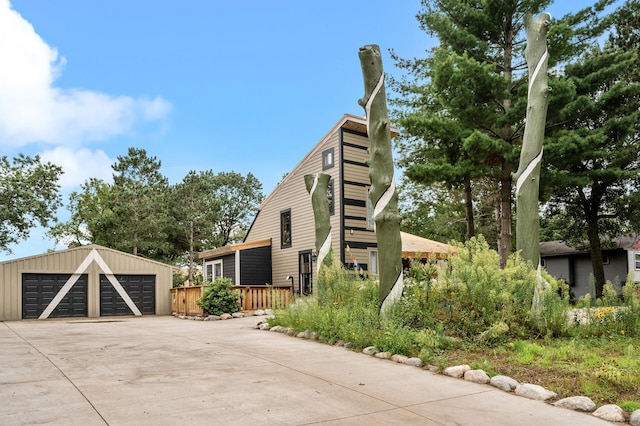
<box><xmin>369</xmin><ymin>250</ymin><xmax>378</xmax><ymax>276</ymax></box>
<box><xmin>366</xmin><ymin>188</ymin><xmax>375</xmax><ymax>229</ymax></box>
<box><xmin>322</xmin><ymin>148</ymin><xmax>334</xmax><ymax>170</ymax></box>
<box><xmin>602</xmin><ymin>255</ymin><xmax>610</xmax><ymax>265</ymax></box>
<box><xmin>281</xmin><ymin>209</ymin><xmax>292</xmax><ymax>248</ymax></box>
<box><xmin>635</xmin><ymin>253</ymin><xmax>640</xmax><ymax>270</ymax></box>
<box><xmin>540</xmin><ymin>258</ymin><xmax>547</xmax><ymax>268</ymax></box>
<box><xmin>327</xmin><ymin>179</ymin><xmax>335</xmax><ymax>216</ymax></box>
<box><xmin>204</xmin><ymin>259</ymin><xmax>223</xmax><ymax>282</ymax></box>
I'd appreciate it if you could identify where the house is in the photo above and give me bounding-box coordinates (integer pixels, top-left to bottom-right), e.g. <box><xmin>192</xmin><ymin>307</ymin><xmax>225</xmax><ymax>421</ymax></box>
<box><xmin>199</xmin><ymin>114</ymin><xmax>456</xmax><ymax>294</ymax></box>
<box><xmin>540</xmin><ymin>235</ymin><xmax>640</xmax><ymax>298</ymax></box>
<box><xmin>0</xmin><ymin>245</ymin><xmax>176</xmax><ymax>321</ymax></box>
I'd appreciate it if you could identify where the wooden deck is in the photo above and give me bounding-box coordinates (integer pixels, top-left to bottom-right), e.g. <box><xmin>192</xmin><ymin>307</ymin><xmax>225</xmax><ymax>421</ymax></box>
<box><xmin>171</xmin><ymin>285</ymin><xmax>293</xmax><ymax>316</ymax></box>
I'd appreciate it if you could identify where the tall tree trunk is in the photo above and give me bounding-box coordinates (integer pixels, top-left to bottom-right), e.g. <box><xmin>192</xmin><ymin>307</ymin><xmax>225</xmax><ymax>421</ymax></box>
<box><xmin>464</xmin><ymin>177</ymin><xmax>475</xmax><ymax>240</ymax></box>
<box><xmin>358</xmin><ymin>44</ymin><xmax>403</xmax><ymax>315</ymax></box>
<box><xmin>188</xmin><ymin>218</ymin><xmax>194</xmax><ymax>286</ymax></box>
<box><xmin>586</xmin><ymin>208</ymin><xmax>606</xmax><ymax>298</ymax></box>
<box><xmin>304</xmin><ymin>173</ymin><xmax>332</xmax><ymax>273</ymax></box>
<box><xmin>498</xmin><ymin>17</ymin><xmax>514</xmax><ymax>268</ymax></box>
<box><xmin>514</xmin><ymin>13</ymin><xmax>551</xmax><ymax>267</ymax></box>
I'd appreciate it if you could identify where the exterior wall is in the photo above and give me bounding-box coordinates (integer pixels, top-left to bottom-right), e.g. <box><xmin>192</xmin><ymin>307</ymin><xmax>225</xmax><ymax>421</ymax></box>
<box><xmin>240</xmin><ymin>246</ymin><xmax>272</xmax><ymax>285</ymax></box>
<box><xmin>543</xmin><ymin>250</ymin><xmax>630</xmax><ymax>299</ymax></box>
<box><xmin>221</xmin><ymin>253</ymin><xmax>236</xmax><ymax>284</ymax></box>
<box><xmin>543</xmin><ymin>257</ymin><xmax>571</xmax><ymax>285</ymax></box>
<box><xmin>245</xmin><ymin>116</ymin><xmax>353</xmax><ymax>289</ymax></box>
<box><xmin>341</xmin><ymin>129</ymin><xmax>376</xmax><ymax>271</ymax></box>
<box><xmin>0</xmin><ymin>245</ymin><xmax>174</xmax><ymax>321</ymax></box>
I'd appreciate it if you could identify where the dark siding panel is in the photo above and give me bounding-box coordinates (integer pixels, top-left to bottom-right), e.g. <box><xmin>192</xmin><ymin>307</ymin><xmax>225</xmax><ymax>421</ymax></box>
<box><xmin>240</xmin><ymin>246</ymin><xmax>272</xmax><ymax>285</ymax></box>
<box><xmin>22</xmin><ymin>274</ymin><xmax>88</xmax><ymax>319</ymax></box>
<box><xmin>100</xmin><ymin>275</ymin><xmax>155</xmax><ymax>316</ymax></box>
<box><xmin>222</xmin><ymin>254</ymin><xmax>236</xmax><ymax>284</ymax></box>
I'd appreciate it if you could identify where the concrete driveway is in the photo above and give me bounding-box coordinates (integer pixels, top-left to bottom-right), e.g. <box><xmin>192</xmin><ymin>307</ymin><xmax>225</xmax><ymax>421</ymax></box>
<box><xmin>1</xmin><ymin>316</ymin><xmax>611</xmax><ymax>425</ymax></box>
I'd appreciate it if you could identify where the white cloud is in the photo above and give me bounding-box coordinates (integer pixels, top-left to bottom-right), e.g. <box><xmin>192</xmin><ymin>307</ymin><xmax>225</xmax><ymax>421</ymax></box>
<box><xmin>40</xmin><ymin>146</ymin><xmax>113</xmax><ymax>189</ymax></box>
<box><xmin>0</xmin><ymin>0</ymin><xmax>171</xmax><ymax>148</ymax></box>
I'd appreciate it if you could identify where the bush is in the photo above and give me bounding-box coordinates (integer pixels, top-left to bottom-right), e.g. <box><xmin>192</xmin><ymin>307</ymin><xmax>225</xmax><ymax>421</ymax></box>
<box><xmin>196</xmin><ymin>278</ymin><xmax>241</xmax><ymax>315</ymax></box>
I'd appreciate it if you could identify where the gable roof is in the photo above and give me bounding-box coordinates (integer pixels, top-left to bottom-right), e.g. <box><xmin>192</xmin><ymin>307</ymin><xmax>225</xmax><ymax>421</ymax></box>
<box><xmin>540</xmin><ymin>234</ymin><xmax>640</xmax><ymax>256</ymax></box>
<box><xmin>0</xmin><ymin>244</ymin><xmax>177</xmax><ymax>271</ymax></box>
<box><xmin>254</xmin><ymin>113</ymin><xmax>397</xmax><ymax>213</ymax></box>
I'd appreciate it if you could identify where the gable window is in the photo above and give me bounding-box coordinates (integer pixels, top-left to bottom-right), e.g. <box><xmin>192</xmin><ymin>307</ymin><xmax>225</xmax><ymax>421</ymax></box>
<box><xmin>636</xmin><ymin>253</ymin><xmax>640</xmax><ymax>270</ymax></box>
<box><xmin>322</xmin><ymin>148</ymin><xmax>334</xmax><ymax>170</ymax></box>
<box><xmin>281</xmin><ymin>209</ymin><xmax>292</xmax><ymax>248</ymax></box>
<box><xmin>205</xmin><ymin>259</ymin><xmax>223</xmax><ymax>282</ymax></box>
<box><xmin>328</xmin><ymin>179</ymin><xmax>335</xmax><ymax>216</ymax></box>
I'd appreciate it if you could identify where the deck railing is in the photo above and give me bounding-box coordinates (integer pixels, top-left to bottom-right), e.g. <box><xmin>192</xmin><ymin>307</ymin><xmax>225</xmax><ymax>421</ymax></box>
<box><xmin>170</xmin><ymin>285</ymin><xmax>293</xmax><ymax>316</ymax></box>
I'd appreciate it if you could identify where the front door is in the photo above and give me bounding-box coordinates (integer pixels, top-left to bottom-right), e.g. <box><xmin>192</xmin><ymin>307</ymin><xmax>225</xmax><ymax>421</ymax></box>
<box><xmin>299</xmin><ymin>250</ymin><xmax>313</xmax><ymax>295</ymax></box>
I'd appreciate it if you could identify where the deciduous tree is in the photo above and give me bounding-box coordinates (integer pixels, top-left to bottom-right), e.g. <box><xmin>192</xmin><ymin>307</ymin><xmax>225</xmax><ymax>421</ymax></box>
<box><xmin>0</xmin><ymin>154</ymin><xmax>62</xmax><ymax>252</ymax></box>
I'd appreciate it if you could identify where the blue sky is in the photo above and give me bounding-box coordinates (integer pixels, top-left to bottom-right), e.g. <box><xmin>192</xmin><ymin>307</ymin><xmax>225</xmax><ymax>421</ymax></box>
<box><xmin>0</xmin><ymin>0</ymin><xmax>611</xmax><ymax>261</ymax></box>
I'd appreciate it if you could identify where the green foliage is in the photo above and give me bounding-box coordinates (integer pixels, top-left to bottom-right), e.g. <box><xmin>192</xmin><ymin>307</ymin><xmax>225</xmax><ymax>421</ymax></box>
<box><xmin>173</xmin><ymin>272</ymin><xmax>186</xmax><ymax>288</ymax></box>
<box><xmin>196</xmin><ymin>278</ymin><xmax>241</xmax><ymax>315</ymax></box>
<box><xmin>1</xmin><ymin>154</ymin><xmax>62</xmax><ymax>252</ymax></box>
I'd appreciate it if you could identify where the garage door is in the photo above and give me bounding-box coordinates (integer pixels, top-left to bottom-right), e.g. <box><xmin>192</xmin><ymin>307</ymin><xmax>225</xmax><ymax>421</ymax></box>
<box><xmin>22</xmin><ymin>273</ymin><xmax>88</xmax><ymax>319</ymax></box>
<box><xmin>100</xmin><ymin>274</ymin><xmax>155</xmax><ymax>316</ymax></box>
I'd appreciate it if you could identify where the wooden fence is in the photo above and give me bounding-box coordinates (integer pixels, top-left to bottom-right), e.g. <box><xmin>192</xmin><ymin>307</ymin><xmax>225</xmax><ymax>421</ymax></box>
<box><xmin>171</xmin><ymin>285</ymin><xmax>293</xmax><ymax>316</ymax></box>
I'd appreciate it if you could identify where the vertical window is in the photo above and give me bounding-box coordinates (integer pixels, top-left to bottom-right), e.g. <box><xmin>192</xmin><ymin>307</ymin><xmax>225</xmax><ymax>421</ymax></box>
<box><xmin>369</xmin><ymin>250</ymin><xmax>378</xmax><ymax>276</ymax></box>
<box><xmin>281</xmin><ymin>209</ymin><xmax>292</xmax><ymax>248</ymax></box>
<box><xmin>327</xmin><ymin>179</ymin><xmax>335</xmax><ymax>216</ymax></box>
<box><xmin>366</xmin><ymin>188</ymin><xmax>375</xmax><ymax>229</ymax></box>
<box><xmin>322</xmin><ymin>148</ymin><xmax>334</xmax><ymax>170</ymax></box>
<box><xmin>635</xmin><ymin>253</ymin><xmax>640</xmax><ymax>270</ymax></box>
<box><xmin>540</xmin><ymin>258</ymin><xmax>547</xmax><ymax>268</ymax></box>
<box><xmin>205</xmin><ymin>259</ymin><xmax>223</xmax><ymax>281</ymax></box>
<box><xmin>602</xmin><ymin>255</ymin><xmax>610</xmax><ymax>265</ymax></box>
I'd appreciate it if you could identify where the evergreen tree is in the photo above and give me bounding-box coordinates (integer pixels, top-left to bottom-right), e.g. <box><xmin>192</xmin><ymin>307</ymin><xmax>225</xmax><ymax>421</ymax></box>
<box><xmin>111</xmin><ymin>147</ymin><xmax>172</xmax><ymax>258</ymax></box>
<box><xmin>542</xmin><ymin>7</ymin><xmax>640</xmax><ymax>297</ymax></box>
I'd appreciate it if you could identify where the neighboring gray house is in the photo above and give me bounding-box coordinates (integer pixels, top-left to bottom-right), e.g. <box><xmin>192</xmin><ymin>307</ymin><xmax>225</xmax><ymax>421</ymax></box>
<box><xmin>540</xmin><ymin>235</ymin><xmax>640</xmax><ymax>298</ymax></box>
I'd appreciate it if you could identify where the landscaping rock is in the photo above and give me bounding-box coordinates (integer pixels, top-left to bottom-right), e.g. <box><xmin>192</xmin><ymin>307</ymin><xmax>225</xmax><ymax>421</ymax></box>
<box><xmin>193</xmin><ymin>316</ymin><xmax>204</xmax><ymax>321</ymax></box>
<box><xmin>258</xmin><ymin>322</ymin><xmax>270</xmax><ymax>330</ymax></box>
<box><xmin>423</xmin><ymin>364</ymin><xmax>439</xmax><ymax>373</ymax></box>
<box><xmin>592</xmin><ymin>404</ymin><xmax>626</xmax><ymax>422</ymax></box>
<box><xmin>296</xmin><ymin>332</ymin><xmax>306</xmax><ymax>338</ymax></box>
<box><xmin>286</xmin><ymin>328</ymin><xmax>296</xmax><ymax>336</ymax></box>
<box><xmin>344</xmin><ymin>342</ymin><xmax>354</xmax><ymax>349</ymax></box>
<box><xmin>490</xmin><ymin>375</ymin><xmax>518</xmax><ymax>392</ymax></box>
<box><xmin>405</xmin><ymin>357</ymin><xmax>424</xmax><ymax>367</ymax></box>
<box><xmin>205</xmin><ymin>315</ymin><xmax>220</xmax><ymax>321</ymax></box>
<box><xmin>443</xmin><ymin>364</ymin><xmax>470</xmax><ymax>378</ymax></box>
<box><xmin>390</xmin><ymin>354</ymin><xmax>408</xmax><ymax>364</ymax></box>
<box><xmin>231</xmin><ymin>312</ymin><xmax>244</xmax><ymax>318</ymax></box>
<box><xmin>335</xmin><ymin>340</ymin><xmax>346</xmax><ymax>347</ymax></box>
<box><xmin>552</xmin><ymin>396</ymin><xmax>596</xmax><ymax>412</ymax></box>
<box><xmin>630</xmin><ymin>409</ymin><xmax>640</xmax><ymax>426</ymax></box>
<box><xmin>265</xmin><ymin>309</ymin><xmax>273</xmax><ymax>315</ymax></box>
<box><xmin>308</xmin><ymin>331</ymin><xmax>318</xmax><ymax>340</ymax></box>
<box><xmin>220</xmin><ymin>313</ymin><xmax>232</xmax><ymax>320</ymax></box>
<box><xmin>255</xmin><ymin>309</ymin><xmax>265</xmax><ymax>316</ymax></box>
<box><xmin>362</xmin><ymin>346</ymin><xmax>379</xmax><ymax>356</ymax></box>
<box><xmin>514</xmin><ymin>383</ymin><xmax>557</xmax><ymax>401</ymax></box>
<box><xmin>269</xmin><ymin>325</ymin><xmax>283</xmax><ymax>333</ymax></box>
<box><xmin>463</xmin><ymin>369</ymin><xmax>490</xmax><ymax>384</ymax></box>
<box><xmin>374</xmin><ymin>352</ymin><xmax>391</xmax><ymax>360</ymax></box>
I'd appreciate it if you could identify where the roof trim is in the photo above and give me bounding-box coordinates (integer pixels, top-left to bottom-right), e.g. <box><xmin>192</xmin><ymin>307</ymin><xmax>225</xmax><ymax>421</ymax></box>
<box><xmin>199</xmin><ymin>238</ymin><xmax>272</xmax><ymax>261</ymax></box>
<box><xmin>0</xmin><ymin>244</ymin><xmax>177</xmax><ymax>270</ymax></box>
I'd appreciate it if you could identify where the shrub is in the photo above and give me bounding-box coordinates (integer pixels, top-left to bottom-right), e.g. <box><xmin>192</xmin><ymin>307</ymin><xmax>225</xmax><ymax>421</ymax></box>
<box><xmin>196</xmin><ymin>277</ymin><xmax>241</xmax><ymax>315</ymax></box>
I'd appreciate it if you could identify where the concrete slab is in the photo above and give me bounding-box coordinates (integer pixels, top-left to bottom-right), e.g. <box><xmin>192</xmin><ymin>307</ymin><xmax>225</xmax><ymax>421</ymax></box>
<box><xmin>0</xmin><ymin>316</ymin><xmax>613</xmax><ymax>425</ymax></box>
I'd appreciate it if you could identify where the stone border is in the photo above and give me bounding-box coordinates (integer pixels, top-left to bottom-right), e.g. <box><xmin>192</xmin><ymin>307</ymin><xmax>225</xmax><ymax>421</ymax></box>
<box><xmin>255</xmin><ymin>319</ymin><xmax>639</xmax><ymax>425</ymax></box>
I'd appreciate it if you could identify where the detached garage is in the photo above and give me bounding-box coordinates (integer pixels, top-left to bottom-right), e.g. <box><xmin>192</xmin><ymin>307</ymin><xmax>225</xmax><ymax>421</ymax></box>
<box><xmin>0</xmin><ymin>245</ymin><xmax>176</xmax><ymax>321</ymax></box>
